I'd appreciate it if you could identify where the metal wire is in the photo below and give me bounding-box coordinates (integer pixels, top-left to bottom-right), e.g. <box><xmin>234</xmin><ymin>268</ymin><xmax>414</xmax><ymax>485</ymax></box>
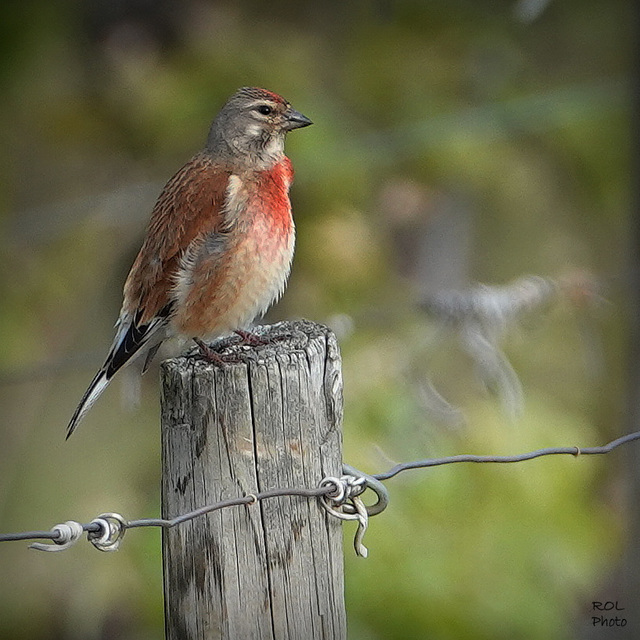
<box><xmin>373</xmin><ymin>431</ymin><xmax>640</xmax><ymax>481</ymax></box>
<box><xmin>1</xmin><ymin>430</ymin><xmax>638</xmax><ymax>552</ymax></box>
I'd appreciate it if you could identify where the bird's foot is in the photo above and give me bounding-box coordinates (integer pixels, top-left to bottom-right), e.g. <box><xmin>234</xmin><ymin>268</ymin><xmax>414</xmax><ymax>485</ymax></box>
<box><xmin>234</xmin><ymin>329</ymin><xmax>269</xmax><ymax>346</ymax></box>
<box><xmin>193</xmin><ymin>330</ymin><xmax>289</xmax><ymax>365</ymax></box>
<box><xmin>193</xmin><ymin>338</ymin><xmax>233</xmax><ymax>365</ymax></box>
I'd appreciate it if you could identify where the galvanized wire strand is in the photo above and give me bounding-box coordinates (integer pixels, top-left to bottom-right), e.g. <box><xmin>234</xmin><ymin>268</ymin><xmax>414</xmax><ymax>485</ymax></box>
<box><xmin>1</xmin><ymin>430</ymin><xmax>638</xmax><ymax>550</ymax></box>
<box><xmin>127</xmin><ymin>486</ymin><xmax>330</xmax><ymax>529</ymax></box>
<box><xmin>373</xmin><ymin>431</ymin><xmax>640</xmax><ymax>481</ymax></box>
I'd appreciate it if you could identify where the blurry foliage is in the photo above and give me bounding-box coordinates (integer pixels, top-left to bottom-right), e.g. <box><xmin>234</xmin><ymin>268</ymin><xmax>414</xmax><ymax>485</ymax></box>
<box><xmin>0</xmin><ymin>0</ymin><xmax>633</xmax><ymax>638</ymax></box>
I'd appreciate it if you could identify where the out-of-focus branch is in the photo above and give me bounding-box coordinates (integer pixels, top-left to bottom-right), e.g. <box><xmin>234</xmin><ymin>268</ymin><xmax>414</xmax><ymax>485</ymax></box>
<box><xmin>417</xmin><ymin>272</ymin><xmax>604</xmax><ymax>422</ymax></box>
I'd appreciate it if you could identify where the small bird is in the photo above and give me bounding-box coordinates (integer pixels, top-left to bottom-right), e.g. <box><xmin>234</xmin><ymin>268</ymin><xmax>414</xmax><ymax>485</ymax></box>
<box><xmin>67</xmin><ymin>87</ymin><xmax>312</xmax><ymax>438</ymax></box>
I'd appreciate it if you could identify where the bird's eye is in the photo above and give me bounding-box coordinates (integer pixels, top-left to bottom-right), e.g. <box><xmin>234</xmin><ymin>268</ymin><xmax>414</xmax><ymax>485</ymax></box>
<box><xmin>257</xmin><ymin>105</ymin><xmax>273</xmax><ymax>116</ymax></box>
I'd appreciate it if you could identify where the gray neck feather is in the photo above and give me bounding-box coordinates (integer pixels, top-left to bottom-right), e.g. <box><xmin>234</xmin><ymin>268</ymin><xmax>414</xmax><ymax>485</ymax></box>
<box><xmin>205</xmin><ymin>109</ymin><xmax>285</xmax><ymax>171</ymax></box>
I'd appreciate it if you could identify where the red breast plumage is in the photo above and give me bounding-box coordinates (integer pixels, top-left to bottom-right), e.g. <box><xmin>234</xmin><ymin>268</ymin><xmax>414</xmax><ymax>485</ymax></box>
<box><xmin>67</xmin><ymin>87</ymin><xmax>312</xmax><ymax>438</ymax></box>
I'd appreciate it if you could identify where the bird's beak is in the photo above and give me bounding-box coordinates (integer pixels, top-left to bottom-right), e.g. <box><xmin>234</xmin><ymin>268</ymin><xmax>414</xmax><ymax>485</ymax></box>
<box><xmin>285</xmin><ymin>108</ymin><xmax>313</xmax><ymax>130</ymax></box>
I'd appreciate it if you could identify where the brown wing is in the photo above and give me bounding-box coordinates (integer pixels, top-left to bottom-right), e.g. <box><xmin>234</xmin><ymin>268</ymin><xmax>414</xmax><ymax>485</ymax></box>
<box><xmin>67</xmin><ymin>154</ymin><xmax>231</xmax><ymax>438</ymax></box>
<box><xmin>123</xmin><ymin>153</ymin><xmax>231</xmax><ymax>325</ymax></box>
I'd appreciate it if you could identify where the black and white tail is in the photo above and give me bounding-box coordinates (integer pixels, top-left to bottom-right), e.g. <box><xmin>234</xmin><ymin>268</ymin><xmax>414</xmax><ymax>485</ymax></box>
<box><xmin>66</xmin><ymin>368</ymin><xmax>112</xmax><ymax>439</ymax></box>
<box><xmin>66</xmin><ymin>310</ymin><xmax>169</xmax><ymax>439</ymax></box>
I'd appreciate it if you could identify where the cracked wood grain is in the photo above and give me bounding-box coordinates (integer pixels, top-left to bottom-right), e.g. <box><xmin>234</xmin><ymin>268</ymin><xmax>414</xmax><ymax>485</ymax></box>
<box><xmin>161</xmin><ymin>320</ymin><xmax>346</xmax><ymax>640</ymax></box>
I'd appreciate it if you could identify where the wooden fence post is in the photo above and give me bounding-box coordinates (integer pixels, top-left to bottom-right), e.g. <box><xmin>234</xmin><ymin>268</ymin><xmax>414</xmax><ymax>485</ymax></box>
<box><xmin>160</xmin><ymin>320</ymin><xmax>346</xmax><ymax>640</ymax></box>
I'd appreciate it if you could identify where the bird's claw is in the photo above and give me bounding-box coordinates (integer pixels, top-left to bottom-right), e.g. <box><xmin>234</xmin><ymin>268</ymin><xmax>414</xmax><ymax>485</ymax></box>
<box><xmin>192</xmin><ymin>338</ymin><xmax>235</xmax><ymax>365</ymax></box>
<box><xmin>234</xmin><ymin>329</ymin><xmax>269</xmax><ymax>346</ymax></box>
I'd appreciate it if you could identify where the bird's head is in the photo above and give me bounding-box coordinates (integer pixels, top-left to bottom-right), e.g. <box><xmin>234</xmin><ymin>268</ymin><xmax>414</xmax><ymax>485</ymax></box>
<box><xmin>207</xmin><ymin>87</ymin><xmax>312</xmax><ymax>169</ymax></box>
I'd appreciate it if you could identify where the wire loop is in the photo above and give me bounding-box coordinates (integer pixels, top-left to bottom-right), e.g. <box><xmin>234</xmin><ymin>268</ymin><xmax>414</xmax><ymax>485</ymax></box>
<box><xmin>29</xmin><ymin>521</ymin><xmax>84</xmax><ymax>552</ymax></box>
<box><xmin>320</xmin><ymin>486</ymin><xmax>370</xmax><ymax>557</ymax></box>
<box><xmin>88</xmin><ymin>513</ymin><xmax>127</xmax><ymax>552</ymax></box>
<box><xmin>341</xmin><ymin>464</ymin><xmax>389</xmax><ymax>517</ymax></box>
<box><xmin>319</xmin><ymin>466</ymin><xmax>389</xmax><ymax>557</ymax></box>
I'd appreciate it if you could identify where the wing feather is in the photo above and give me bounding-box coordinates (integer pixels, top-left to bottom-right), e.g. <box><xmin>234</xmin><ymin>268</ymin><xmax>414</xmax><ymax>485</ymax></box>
<box><xmin>123</xmin><ymin>154</ymin><xmax>231</xmax><ymax>324</ymax></box>
<box><xmin>67</xmin><ymin>154</ymin><xmax>231</xmax><ymax>436</ymax></box>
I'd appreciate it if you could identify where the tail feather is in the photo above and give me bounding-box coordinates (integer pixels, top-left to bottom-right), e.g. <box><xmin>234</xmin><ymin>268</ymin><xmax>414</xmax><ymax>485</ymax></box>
<box><xmin>66</xmin><ymin>369</ymin><xmax>111</xmax><ymax>439</ymax></box>
<box><xmin>66</xmin><ymin>306</ymin><xmax>172</xmax><ymax>438</ymax></box>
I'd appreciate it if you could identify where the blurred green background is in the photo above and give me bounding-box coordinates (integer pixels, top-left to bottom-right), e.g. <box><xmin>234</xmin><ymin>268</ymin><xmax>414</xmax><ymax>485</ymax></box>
<box><xmin>0</xmin><ymin>0</ymin><xmax>634</xmax><ymax>638</ymax></box>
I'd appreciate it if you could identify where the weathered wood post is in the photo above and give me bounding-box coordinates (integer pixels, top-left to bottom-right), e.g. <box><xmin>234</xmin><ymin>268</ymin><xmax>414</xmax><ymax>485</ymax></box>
<box><xmin>160</xmin><ymin>320</ymin><xmax>346</xmax><ymax>640</ymax></box>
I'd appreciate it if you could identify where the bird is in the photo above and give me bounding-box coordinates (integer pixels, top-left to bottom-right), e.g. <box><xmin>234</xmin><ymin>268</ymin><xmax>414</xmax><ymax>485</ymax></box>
<box><xmin>66</xmin><ymin>87</ymin><xmax>312</xmax><ymax>438</ymax></box>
